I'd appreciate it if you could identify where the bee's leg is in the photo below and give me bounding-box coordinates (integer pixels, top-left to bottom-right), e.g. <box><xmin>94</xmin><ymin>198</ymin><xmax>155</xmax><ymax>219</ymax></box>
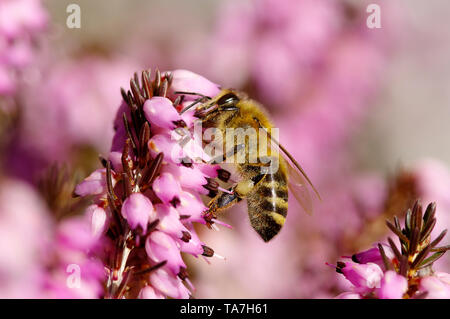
<box><xmin>207</xmin><ymin>144</ymin><xmax>245</xmax><ymax>165</ymax></box>
<box><xmin>206</xmin><ymin>166</ymin><xmax>268</xmax><ymax>215</ymax></box>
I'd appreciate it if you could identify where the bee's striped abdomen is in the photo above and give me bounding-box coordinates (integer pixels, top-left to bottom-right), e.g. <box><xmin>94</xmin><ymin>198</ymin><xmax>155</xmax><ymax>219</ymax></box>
<box><xmin>247</xmin><ymin>169</ymin><xmax>289</xmax><ymax>242</ymax></box>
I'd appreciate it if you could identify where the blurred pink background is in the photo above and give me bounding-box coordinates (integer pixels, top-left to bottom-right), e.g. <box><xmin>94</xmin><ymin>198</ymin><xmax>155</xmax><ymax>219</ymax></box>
<box><xmin>1</xmin><ymin>0</ymin><xmax>450</xmax><ymax>298</ymax></box>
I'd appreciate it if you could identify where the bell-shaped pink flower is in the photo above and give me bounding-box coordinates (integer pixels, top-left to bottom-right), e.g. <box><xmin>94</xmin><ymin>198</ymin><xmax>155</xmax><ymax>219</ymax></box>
<box><xmin>341</xmin><ymin>261</ymin><xmax>383</xmax><ymax>291</ymax></box>
<box><xmin>162</xmin><ymin>164</ymin><xmax>209</xmax><ymax>195</ymax></box>
<box><xmin>149</xmin><ymin>268</ymin><xmax>190</xmax><ymax>299</ymax></box>
<box><xmin>335</xmin><ymin>292</ymin><xmax>362</xmax><ymax>299</ymax></box>
<box><xmin>138</xmin><ymin>285</ymin><xmax>165</xmax><ymax>299</ymax></box>
<box><xmin>85</xmin><ymin>204</ymin><xmax>109</xmax><ymax>239</ymax></box>
<box><xmin>145</xmin><ymin>231</ymin><xmax>186</xmax><ymax>275</ymax></box>
<box><xmin>378</xmin><ymin>271</ymin><xmax>408</xmax><ymax>299</ymax></box>
<box><xmin>419</xmin><ymin>275</ymin><xmax>450</xmax><ymax>299</ymax></box>
<box><xmin>178</xmin><ymin>222</ymin><xmax>204</xmax><ymax>256</ymax></box>
<box><xmin>352</xmin><ymin>245</ymin><xmax>394</xmax><ymax>270</ymax></box>
<box><xmin>148</xmin><ymin>134</ymin><xmax>184</xmax><ymax>164</ymax></box>
<box><xmin>144</xmin><ymin>96</ymin><xmax>183</xmax><ymax>129</ymax></box>
<box><xmin>155</xmin><ymin>204</ymin><xmax>187</xmax><ymax>238</ymax></box>
<box><xmin>169</xmin><ymin>69</ymin><xmax>220</xmax><ymax>100</ymax></box>
<box><xmin>176</xmin><ymin>191</ymin><xmax>208</xmax><ymax>224</ymax></box>
<box><xmin>57</xmin><ymin>217</ymin><xmax>100</xmax><ymax>252</ymax></box>
<box><xmin>152</xmin><ymin>173</ymin><xmax>182</xmax><ymax>205</ymax></box>
<box><xmin>75</xmin><ymin>168</ymin><xmax>114</xmax><ymax>197</ymax></box>
<box><xmin>121</xmin><ymin>193</ymin><xmax>155</xmax><ymax>233</ymax></box>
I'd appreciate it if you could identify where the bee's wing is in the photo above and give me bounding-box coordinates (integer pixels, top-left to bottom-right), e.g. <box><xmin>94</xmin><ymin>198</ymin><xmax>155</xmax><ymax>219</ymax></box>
<box><xmin>284</xmin><ymin>156</ymin><xmax>314</xmax><ymax>216</ymax></box>
<box><xmin>258</xmin><ymin>124</ymin><xmax>321</xmax><ymax>216</ymax></box>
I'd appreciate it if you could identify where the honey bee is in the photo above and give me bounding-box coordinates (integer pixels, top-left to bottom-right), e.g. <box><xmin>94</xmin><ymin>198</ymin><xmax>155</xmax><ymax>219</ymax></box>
<box><xmin>178</xmin><ymin>89</ymin><xmax>321</xmax><ymax>242</ymax></box>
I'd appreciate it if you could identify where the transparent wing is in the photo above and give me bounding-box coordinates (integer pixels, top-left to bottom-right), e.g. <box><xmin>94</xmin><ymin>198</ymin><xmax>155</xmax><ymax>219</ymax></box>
<box><xmin>284</xmin><ymin>156</ymin><xmax>314</xmax><ymax>215</ymax></box>
<box><xmin>258</xmin><ymin>123</ymin><xmax>321</xmax><ymax>216</ymax></box>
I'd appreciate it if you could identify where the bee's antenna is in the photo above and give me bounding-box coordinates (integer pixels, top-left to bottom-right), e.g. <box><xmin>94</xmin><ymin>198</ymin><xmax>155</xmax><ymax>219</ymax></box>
<box><xmin>174</xmin><ymin>91</ymin><xmax>212</xmax><ymax>100</ymax></box>
<box><xmin>179</xmin><ymin>96</ymin><xmax>211</xmax><ymax>115</ymax></box>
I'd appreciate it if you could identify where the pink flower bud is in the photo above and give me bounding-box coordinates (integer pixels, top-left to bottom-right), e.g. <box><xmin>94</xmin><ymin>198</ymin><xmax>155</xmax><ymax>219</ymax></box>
<box><xmin>145</xmin><ymin>231</ymin><xmax>186</xmax><ymax>275</ymax></box>
<box><xmin>121</xmin><ymin>193</ymin><xmax>155</xmax><ymax>233</ymax></box>
<box><xmin>144</xmin><ymin>96</ymin><xmax>183</xmax><ymax>129</ymax></box>
<box><xmin>378</xmin><ymin>271</ymin><xmax>408</xmax><ymax>299</ymax></box>
<box><xmin>152</xmin><ymin>173</ymin><xmax>182</xmax><ymax>205</ymax></box>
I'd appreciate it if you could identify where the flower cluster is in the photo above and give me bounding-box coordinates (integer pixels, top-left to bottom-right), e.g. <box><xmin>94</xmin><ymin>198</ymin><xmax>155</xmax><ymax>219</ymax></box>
<box><xmin>0</xmin><ymin>0</ymin><xmax>47</xmax><ymax>97</ymax></box>
<box><xmin>75</xmin><ymin>69</ymin><xmax>228</xmax><ymax>298</ymax></box>
<box><xmin>330</xmin><ymin>200</ymin><xmax>450</xmax><ymax>299</ymax></box>
<box><xmin>0</xmin><ymin>177</ymin><xmax>104</xmax><ymax>298</ymax></box>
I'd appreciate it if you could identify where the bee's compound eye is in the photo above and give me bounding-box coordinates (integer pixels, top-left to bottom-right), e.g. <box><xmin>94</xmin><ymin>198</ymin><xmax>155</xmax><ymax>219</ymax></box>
<box><xmin>217</xmin><ymin>92</ymin><xmax>240</xmax><ymax>108</ymax></box>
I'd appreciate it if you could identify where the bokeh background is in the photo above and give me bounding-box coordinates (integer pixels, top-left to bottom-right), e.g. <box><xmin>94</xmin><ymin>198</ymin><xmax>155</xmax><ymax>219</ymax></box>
<box><xmin>1</xmin><ymin>0</ymin><xmax>450</xmax><ymax>298</ymax></box>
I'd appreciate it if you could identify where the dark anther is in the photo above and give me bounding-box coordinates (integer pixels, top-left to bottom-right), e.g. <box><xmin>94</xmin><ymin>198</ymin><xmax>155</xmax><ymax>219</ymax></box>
<box><xmin>203</xmin><ymin>178</ymin><xmax>219</xmax><ymax>192</ymax></box>
<box><xmin>178</xmin><ymin>267</ymin><xmax>189</xmax><ymax>281</ymax></box>
<box><xmin>170</xmin><ymin>196</ymin><xmax>181</xmax><ymax>208</ymax></box>
<box><xmin>203</xmin><ymin>178</ymin><xmax>219</xmax><ymax>198</ymax></box>
<box><xmin>180</xmin><ymin>231</ymin><xmax>192</xmax><ymax>243</ymax></box>
<box><xmin>180</xmin><ymin>157</ymin><xmax>193</xmax><ymax>167</ymax></box>
<box><xmin>336</xmin><ymin>261</ymin><xmax>346</xmax><ymax>274</ymax></box>
<box><xmin>179</xmin><ymin>215</ymin><xmax>190</xmax><ymax>220</ymax></box>
<box><xmin>217</xmin><ymin>168</ymin><xmax>231</xmax><ymax>183</ymax></box>
<box><xmin>99</xmin><ymin>156</ymin><xmax>108</xmax><ymax>168</ymax></box>
<box><xmin>172</xmin><ymin>120</ymin><xmax>187</xmax><ymax>128</ymax></box>
<box><xmin>202</xmin><ymin>245</ymin><xmax>214</xmax><ymax>257</ymax></box>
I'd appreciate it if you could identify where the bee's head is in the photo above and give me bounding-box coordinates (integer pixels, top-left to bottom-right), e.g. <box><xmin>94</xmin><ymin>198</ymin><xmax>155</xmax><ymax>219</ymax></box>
<box><xmin>194</xmin><ymin>90</ymin><xmax>241</xmax><ymax>119</ymax></box>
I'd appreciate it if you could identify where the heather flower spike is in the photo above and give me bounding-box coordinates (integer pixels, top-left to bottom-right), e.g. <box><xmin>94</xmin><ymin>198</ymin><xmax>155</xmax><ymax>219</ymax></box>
<box><xmin>75</xmin><ymin>69</ymin><xmax>228</xmax><ymax>298</ymax></box>
<box><xmin>331</xmin><ymin>200</ymin><xmax>450</xmax><ymax>299</ymax></box>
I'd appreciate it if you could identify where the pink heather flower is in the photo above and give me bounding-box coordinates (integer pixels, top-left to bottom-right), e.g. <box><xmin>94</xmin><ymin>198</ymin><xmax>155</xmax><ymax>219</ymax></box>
<box><xmin>335</xmin><ymin>292</ymin><xmax>361</xmax><ymax>299</ymax></box>
<box><xmin>418</xmin><ymin>273</ymin><xmax>450</xmax><ymax>299</ymax></box>
<box><xmin>74</xmin><ymin>169</ymin><xmax>113</xmax><ymax>198</ymax></box>
<box><xmin>152</xmin><ymin>172</ymin><xmax>182</xmax><ymax>205</ymax></box>
<box><xmin>145</xmin><ymin>231</ymin><xmax>186</xmax><ymax>276</ymax></box>
<box><xmin>0</xmin><ymin>179</ymin><xmax>51</xmax><ymax>298</ymax></box>
<box><xmin>351</xmin><ymin>245</ymin><xmax>395</xmax><ymax>271</ymax></box>
<box><xmin>378</xmin><ymin>271</ymin><xmax>408</xmax><ymax>299</ymax></box>
<box><xmin>339</xmin><ymin>262</ymin><xmax>383</xmax><ymax>292</ymax></box>
<box><xmin>144</xmin><ymin>96</ymin><xmax>184</xmax><ymax>130</ymax></box>
<box><xmin>331</xmin><ymin>201</ymin><xmax>450</xmax><ymax>299</ymax></box>
<box><xmin>121</xmin><ymin>193</ymin><xmax>155</xmax><ymax>233</ymax></box>
<box><xmin>169</xmin><ymin>69</ymin><xmax>220</xmax><ymax>100</ymax></box>
<box><xmin>0</xmin><ymin>0</ymin><xmax>47</xmax><ymax>97</ymax></box>
<box><xmin>85</xmin><ymin>204</ymin><xmax>109</xmax><ymax>239</ymax></box>
<box><xmin>74</xmin><ymin>69</ymin><xmax>226</xmax><ymax>298</ymax></box>
<box><xmin>138</xmin><ymin>285</ymin><xmax>165</xmax><ymax>299</ymax></box>
<box><xmin>0</xmin><ymin>178</ymin><xmax>105</xmax><ymax>298</ymax></box>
